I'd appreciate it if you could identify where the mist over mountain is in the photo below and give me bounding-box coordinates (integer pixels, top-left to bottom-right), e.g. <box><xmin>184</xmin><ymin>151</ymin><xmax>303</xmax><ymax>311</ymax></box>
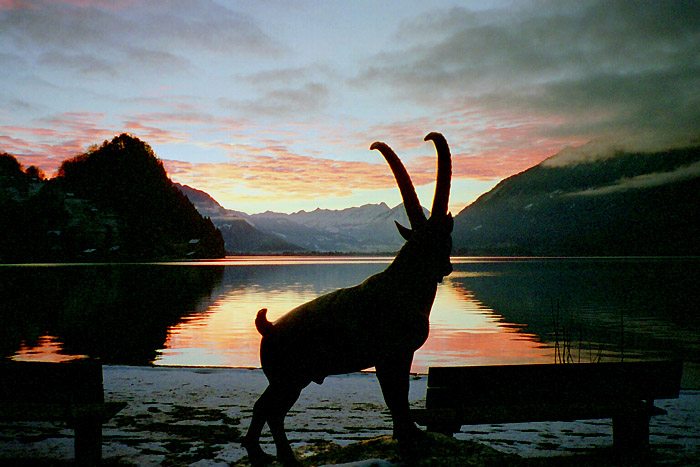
<box><xmin>453</xmin><ymin>145</ymin><xmax>700</xmax><ymax>256</ymax></box>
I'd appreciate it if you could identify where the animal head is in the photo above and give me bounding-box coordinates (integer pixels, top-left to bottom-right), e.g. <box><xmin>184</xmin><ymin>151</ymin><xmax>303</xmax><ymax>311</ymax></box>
<box><xmin>371</xmin><ymin>132</ymin><xmax>453</xmax><ymax>281</ymax></box>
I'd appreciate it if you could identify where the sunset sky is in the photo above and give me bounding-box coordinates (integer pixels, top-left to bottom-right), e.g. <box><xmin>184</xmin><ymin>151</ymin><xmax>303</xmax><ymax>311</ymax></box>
<box><xmin>2</xmin><ymin>0</ymin><xmax>698</xmax><ymax>214</ymax></box>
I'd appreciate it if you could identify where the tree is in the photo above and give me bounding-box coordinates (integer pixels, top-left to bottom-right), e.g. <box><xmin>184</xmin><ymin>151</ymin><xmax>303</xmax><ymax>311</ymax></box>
<box><xmin>25</xmin><ymin>165</ymin><xmax>46</xmax><ymax>180</ymax></box>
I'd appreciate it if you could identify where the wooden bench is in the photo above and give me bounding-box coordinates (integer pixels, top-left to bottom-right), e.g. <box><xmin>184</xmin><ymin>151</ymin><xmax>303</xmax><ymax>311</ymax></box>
<box><xmin>0</xmin><ymin>358</ymin><xmax>126</xmax><ymax>465</ymax></box>
<box><xmin>411</xmin><ymin>361</ymin><xmax>683</xmax><ymax>452</ymax></box>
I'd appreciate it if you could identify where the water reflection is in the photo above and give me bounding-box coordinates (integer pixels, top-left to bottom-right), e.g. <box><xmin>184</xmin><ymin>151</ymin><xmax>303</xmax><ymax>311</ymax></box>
<box><xmin>451</xmin><ymin>257</ymin><xmax>700</xmax><ymax>363</ymax></box>
<box><xmin>1</xmin><ymin>264</ymin><xmax>223</xmax><ymax>364</ymax></box>
<box><xmin>414</xmin><ymin>281</ymin><xmax>551</xmax><ymax>370</ymax></box>
<box><xmin>3</xmin><ymin>257</ymin><xmax>699</xmax><ymax>370</ymax></box>
<box><xmin>156</xmin><ymin>260</ymin><xmax>393</xmax><ymax>367</ymax></box>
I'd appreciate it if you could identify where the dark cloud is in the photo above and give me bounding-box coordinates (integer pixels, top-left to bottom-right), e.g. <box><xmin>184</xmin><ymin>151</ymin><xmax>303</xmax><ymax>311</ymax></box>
<box><xmin>38</xmin><ymin>51</ymin><xmax>118</xmax><ymax>76</ymax></box>
<box><xmin>0</xmin><ymin>1</ymin><xmax>284</xmax><ymax>59</ymax></box>
<box><xmin>222</xmin><ymin>82</ymin><xmax>331</xmax><ymax>118</ymax></box>
<box><xmin>1</xmin><ymin>3</ymin><xmax>128</xmax><ymax>51</ymax></box>
<box><xmin>237</xmin><ymin>64</ymin><xmax>337</xmax><ymax>87</ymax></box>
<box><xmin>354</xmin><ymin>0</ymin><xmax>700</xmax><ymax>150</ymax></box>
<box><xmin>3</xmin><ymin>98</ymin><xmax>40</xmax><ymax>113</ymax></box>
<box><xmin>125</xmin><ymin>48</ymin><xmax>193</xmax><ymax>73</ymax></box>
<box><xmin>131</xmin><ymin>1</ymin><xmax>285</xmax><ymax>57</ymax></box>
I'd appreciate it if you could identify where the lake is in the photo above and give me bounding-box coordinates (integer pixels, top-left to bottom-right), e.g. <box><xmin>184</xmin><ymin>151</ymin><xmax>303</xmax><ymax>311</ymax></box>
<box><xmin>2</xmin><ymin>256</ymin><xmax>699</xmax><ymax>373</ymax></box>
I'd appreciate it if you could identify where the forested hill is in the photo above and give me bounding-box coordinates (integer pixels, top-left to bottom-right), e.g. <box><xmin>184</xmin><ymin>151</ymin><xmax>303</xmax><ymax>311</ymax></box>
<box><xmin>453</xmin><ymin>146</ymin><xmax>700</xmax><ymax>256</ymax></box>
<box><xmin>0</xmin><ymin>134</ymin><xmax>224</xmax><ymax>262</ymax></box>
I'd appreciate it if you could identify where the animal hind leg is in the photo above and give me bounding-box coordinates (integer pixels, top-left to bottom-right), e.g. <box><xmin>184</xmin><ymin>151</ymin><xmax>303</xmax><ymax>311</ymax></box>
<box><xmin>266</xmin><ymin>383</ymin><xmax>303</xmax><ymax>466</ymax></box>
<box><xmin>242</xmin><ymin>386</ymin><xmax>276</xmax><ymax>466</ymax></box>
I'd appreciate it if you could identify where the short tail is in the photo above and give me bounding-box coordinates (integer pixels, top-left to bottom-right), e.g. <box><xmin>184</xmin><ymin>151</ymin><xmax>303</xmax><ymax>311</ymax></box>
<box><xmin>255</xmin><ymin>308</ymin><xmax>274</xmax><ymax>337</ymax></box>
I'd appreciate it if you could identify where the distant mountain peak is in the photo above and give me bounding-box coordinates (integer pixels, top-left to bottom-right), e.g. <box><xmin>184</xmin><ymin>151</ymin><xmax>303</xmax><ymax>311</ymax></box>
<box><xmin>177</xmin><ymin>186</ymin><xmax>428</xmax><ymax>253</ymax></box>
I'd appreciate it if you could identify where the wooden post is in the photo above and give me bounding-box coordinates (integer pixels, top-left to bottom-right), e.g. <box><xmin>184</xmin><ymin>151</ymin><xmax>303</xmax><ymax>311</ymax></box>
<box><xmin>612</xmin><ymin>406</ymin><xmax>652</xmax><ymax>452</ymax></box>
<box><xmin>74</xmin><ymin>417</ymin><xmax>103</xmax><ymax>465</ymax></box>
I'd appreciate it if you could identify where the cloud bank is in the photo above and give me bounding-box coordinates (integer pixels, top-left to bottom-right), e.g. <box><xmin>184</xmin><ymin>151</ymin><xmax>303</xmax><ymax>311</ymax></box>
<box><xmin>354</xmin><ymin>0</ymin><xmax>700</xmax><ymax>155</ymax></box>
<box><xmin>1</xmin><ymin>0</ymin><xmax>699</xmax><ymax>212</ymax></box>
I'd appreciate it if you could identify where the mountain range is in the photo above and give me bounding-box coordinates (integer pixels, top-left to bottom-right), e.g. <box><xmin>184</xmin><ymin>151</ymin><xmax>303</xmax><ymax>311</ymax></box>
<box><xmin>179</xmin><ymin>144</ymin><xmax>700</xmax><ymax>256</ymax></box>
<box><xmin>176</xmin><ymin>183</ymin><xmax>426</xmax><ymax>253</ymax></box>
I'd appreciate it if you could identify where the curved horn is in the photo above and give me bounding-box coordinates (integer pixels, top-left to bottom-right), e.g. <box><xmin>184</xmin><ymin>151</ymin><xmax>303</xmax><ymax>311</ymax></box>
<box><xmin>424</xmin><ymin>132</ymin><xmax>451</xmax><ymax>217</ymax></box>
<box><xmin>370</xmin><ymin>141</ymin><xmax>427</xmax><ymax>228</ymax></box>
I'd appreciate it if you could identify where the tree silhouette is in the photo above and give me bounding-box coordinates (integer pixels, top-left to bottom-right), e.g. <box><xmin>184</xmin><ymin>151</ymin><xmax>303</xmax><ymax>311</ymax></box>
<box><xmin>55</xmin><ymin>133</ymin><xmax>225</xmax><ymax>260</ymax></box>
<box><xmin>25</xmin><ymin>165</ymin><xmax>46</xmax><ymax>180</ymax></box>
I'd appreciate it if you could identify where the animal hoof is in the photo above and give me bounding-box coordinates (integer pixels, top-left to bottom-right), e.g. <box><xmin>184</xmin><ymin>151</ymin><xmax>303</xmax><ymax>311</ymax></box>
<box><xmin>397</xmin><ymin>426</ymin><xmax>431</xmax><ymax>460</ymax></box>
<box><xmin>241</xmin><ymin>437</ymin><xmax>276</xmax><ymax>466</ymax></box>
<box><xmin>248</xmin><ymin>452</ymin><xmax>276</xmax><ymax>467</ymax></box>
<box><xmin>279</xmin><ymin>456</ymin><xmax>302</xmax><ymax>466</ymax></box>
<box><xmin>395</xmin><ymin>423</ymin><xmax>428</xmax><ymax>443</ymax></box>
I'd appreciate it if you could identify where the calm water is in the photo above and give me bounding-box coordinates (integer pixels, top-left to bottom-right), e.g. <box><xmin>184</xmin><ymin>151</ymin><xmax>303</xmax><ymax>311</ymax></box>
<box><xmin>2</xmin><ymin>256</ymin><xmax>699</xmax><ymax>373</ymax></box>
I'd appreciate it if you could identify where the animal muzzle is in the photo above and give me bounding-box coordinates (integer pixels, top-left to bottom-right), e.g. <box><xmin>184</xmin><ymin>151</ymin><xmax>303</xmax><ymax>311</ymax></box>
<box><xmin>438</xmin><ymin>262</ymin><xmax>453</xmax><ymax>283</ymax></box>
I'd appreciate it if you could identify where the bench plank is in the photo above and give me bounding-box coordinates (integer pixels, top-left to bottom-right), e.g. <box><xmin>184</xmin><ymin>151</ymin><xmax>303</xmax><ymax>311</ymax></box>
<box><xmin>413</xmin><ymin>401</ymin><xmax>666</xmax><ymax>427</ymax></box>
<box><xmin>413</xmin><ymin>361</ymin><xmax>683</xmax><ymax>452</ymax></box>
<box><xmin>426</xmin><ymin>361</ymin><xmax>682</xmax><ymax>409</ymax></box>
<box><xmin>0</xmin><ymin>359</ymin><xmax>105</xmax><ymax>403</ymax></box>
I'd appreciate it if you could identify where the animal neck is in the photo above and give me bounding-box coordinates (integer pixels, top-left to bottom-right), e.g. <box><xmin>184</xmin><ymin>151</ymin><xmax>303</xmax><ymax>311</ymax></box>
<box><xmin>385</xmin><ymin>242</ymin><xmax>439</xmax><ymax>290</ymax></box>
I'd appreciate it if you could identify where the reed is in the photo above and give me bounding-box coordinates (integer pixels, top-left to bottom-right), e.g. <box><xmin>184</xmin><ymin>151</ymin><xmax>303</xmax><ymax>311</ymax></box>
<box><xmin>550</xmin><ymin>298</ymin><xmax>602</xmax><ymax>364</ymax></box>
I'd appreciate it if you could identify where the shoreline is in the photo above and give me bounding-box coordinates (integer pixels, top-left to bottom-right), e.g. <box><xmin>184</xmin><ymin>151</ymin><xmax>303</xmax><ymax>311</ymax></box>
<box><xmin>0</xmin><ymin>365</ymin><xmax>698</xmax><ymax>465</ymax></box>
<box><xmin>144</xmin><ymin>359</ymin><xmax>700</xmax><ymax>389</ymax></box>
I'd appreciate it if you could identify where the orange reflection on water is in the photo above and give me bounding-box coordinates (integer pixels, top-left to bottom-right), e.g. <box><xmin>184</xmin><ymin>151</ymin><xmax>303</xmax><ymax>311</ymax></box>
<box><xmin>153</xmin><ymin>255</ymin><xmax>396</xmax><ymax>267</ymax></box>
<box><xmin>413</xmin><ymin>277</ymin><xmax>551</xmax><ymax>373</ymax></box>
<box><xmin>157</xmin><ymin>270</ymin><xmax>553</xmax><ymax>372</ymax></box>
<box><xmin>156</xmin><ymin>283</ymin><xmax>323</xmax><ymax>367</ymax></box>
<box><xmin>11</xmin><ymin>335</ymin><xmax>86</xmax><ymax>363</ymax></box>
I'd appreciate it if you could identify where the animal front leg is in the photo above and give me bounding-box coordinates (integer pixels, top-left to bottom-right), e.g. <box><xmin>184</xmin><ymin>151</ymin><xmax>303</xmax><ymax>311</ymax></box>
<box><xmin>375</xmin><ymin>354</ymin><xmax>423</xmax><ymax>442</ymax></box>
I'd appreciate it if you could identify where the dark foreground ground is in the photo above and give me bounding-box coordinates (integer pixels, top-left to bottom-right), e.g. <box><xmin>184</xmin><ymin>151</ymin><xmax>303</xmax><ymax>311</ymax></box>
<box><xmin>0</xmin><ymin>365</ymin><xmax>698</xmax><ymax>466</ymax></box>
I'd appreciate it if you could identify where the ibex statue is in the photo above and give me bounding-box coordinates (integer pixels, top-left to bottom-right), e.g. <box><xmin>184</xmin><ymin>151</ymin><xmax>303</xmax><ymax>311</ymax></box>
<box><xmin>242</xmin><ymin>132</ymin><xmax>453</xmax><ymax>466</ymax></box>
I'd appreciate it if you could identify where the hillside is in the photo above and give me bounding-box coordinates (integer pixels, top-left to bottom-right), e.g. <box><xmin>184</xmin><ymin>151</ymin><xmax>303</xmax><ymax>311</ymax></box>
<box><xmin>0</xmin><ymin>135</ymin><xmax>225</xmax><ymax>262</ymax></box>
<box><xmin>453</xmin><ymin>145</ymin><xmax>700</xmax><ymax>256</ymax></box>
<box><xmin>175</xmin><ymin>183</ymin><xmax>304</xmax><ymax>253</ymax></box>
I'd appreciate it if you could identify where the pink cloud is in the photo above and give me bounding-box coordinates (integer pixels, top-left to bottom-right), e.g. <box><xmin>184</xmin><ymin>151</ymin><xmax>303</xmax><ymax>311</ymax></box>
<box><xmin>365</xmin><ymin>118</ymin><xmax>436</xmax><ymax>152</ymax></box>
<box><xmin>1</xmin><ymin>113</ymin><xmax>121</xmax><ymax>175</ymax></box>
<box><xmin>122</xmin><ymin>121</ymin><xmax>189</xmax><ymax>145</ymax></box>
<box><xmin>164</xmin><ymin>153</ymin><xmax>397</xmax><ymax>201</ymax></box>
<box><xmin>1</xmin><ymin>106</ymin><xmax>586</xmax><ymax>212</ymax></box>
<box><xmin>0</xmin><ymin>0</ymin><xmax>37</xmax><ymax>10</ymax></box>
<box><xmin>0</xmin><ymin>0</ymin><xmax>135</xmax><ymax>10</ymax></box>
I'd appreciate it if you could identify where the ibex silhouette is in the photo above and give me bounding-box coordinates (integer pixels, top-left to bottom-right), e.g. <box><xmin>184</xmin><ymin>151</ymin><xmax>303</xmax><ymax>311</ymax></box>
<box><xmin>242</xmin><ymin>132</ymin><xmax>453</xmax><ymax>466</ymax></box>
